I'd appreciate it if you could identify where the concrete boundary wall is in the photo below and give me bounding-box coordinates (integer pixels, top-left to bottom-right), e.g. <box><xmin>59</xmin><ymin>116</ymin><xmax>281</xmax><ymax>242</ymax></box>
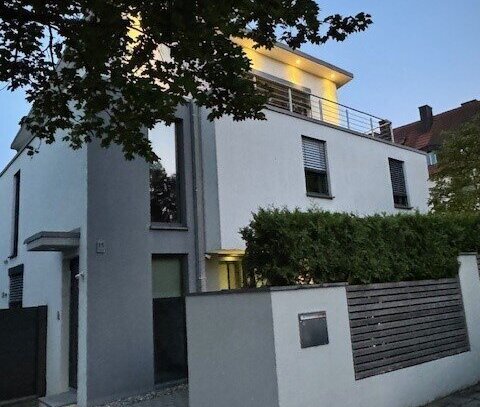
<box><xmin>186</xmin><ymin>254</ymin><xmax>480</xmax><ymax>407</ymax></box>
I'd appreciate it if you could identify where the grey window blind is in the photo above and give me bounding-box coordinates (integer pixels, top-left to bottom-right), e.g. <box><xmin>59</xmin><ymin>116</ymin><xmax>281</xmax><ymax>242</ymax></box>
<box><xmin>303</xmin><ymin>138</ymin><xmax>327</xmax><ymax>172</ymax></box>
<box><xmin>9</xmin><ymin>265</ymin><xmax>24</xmax><ymax>307</ymax></box>
<box><xmin>389</xmin><ymin>159</ymin><xmax>407</xmax><ymax>196</ymax></box>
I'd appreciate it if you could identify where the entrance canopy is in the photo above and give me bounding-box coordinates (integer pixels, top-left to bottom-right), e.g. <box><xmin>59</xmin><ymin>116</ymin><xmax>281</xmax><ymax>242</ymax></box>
<box><xmin>25</xmin><ymin>231</ymin><xmax>80</xmax><ymax>252</ymax></box>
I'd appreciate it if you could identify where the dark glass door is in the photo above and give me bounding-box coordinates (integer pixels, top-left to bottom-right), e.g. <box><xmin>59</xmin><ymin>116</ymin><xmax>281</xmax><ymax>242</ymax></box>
<box><xmin>152</xmin><ymin>256</ymin><xmax>188</xmax><ymax>384</ymax></box>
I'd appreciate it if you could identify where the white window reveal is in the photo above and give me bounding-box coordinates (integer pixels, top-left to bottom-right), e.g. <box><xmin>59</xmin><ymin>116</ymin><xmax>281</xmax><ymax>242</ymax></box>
<box><xmin>302</xmin><ymin>137</ymin><xmax>330</xmax><ymax>197</ymax></box>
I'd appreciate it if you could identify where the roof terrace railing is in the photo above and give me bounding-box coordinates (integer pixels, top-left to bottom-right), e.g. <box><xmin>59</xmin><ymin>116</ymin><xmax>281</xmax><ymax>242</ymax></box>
<box><xmin>254</xmin><ymin>75</ymin><xmax>394</xmax><ymax>142</ymax></box>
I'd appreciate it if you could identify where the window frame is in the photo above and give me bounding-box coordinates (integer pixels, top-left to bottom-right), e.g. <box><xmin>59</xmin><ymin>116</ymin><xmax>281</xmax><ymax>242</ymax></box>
<box><xmin>10</xmin><ymin>170</ymin><xmax>20</xmax><ymax>259</ymax></box>
<box><xmin>149</xmin><ymin>120</ymin><xmax>186</xmax><ymax>227</ymax></box>
<box><xmin>8</xmin><ymin>264</ymin><xmax>24</xmax><ymax>308</ymax></box>
<box><xmin>426</xmin><ymin>151</ymin><xmax>438</xmax><ymax>166</ymax></box>
<box><xmin>302</xmin><ymin>136</ymin><xmax>333</xmax><ymax>199</ymax></box>
<box><xmin>388</xmin><ymin>158</ymin><xmax>411</xmax><ymax>209</ymax></box>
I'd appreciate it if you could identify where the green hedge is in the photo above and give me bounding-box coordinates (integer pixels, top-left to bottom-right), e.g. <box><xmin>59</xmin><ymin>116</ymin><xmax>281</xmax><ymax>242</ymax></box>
<box><xmin>240</xmin><ymin>209</ymin><xmax>480</xmax><ymax>286</ymax></box>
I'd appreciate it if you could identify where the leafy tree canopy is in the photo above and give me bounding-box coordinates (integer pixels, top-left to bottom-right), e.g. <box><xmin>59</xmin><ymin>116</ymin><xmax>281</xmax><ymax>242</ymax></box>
<box><xmin>430</xmin><ymin>114</ymin><xmax>480</xmax><ymax>213</ymax></box>
<box><xmin>0</xmin><ymin>0</ymin><xmax>371</xmax><ymax>160</ymax></box>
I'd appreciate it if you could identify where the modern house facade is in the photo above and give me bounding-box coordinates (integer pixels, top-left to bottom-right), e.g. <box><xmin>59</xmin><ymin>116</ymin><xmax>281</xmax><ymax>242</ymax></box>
<box><xmin>393</xmin><ymin>99</ymin><xmax>480</xmax><ymax>177</ymax></box>
<box><xmin>0</xmin><ymin>40</ymin><xmax>429</xmax><ymax>406</ymax></box>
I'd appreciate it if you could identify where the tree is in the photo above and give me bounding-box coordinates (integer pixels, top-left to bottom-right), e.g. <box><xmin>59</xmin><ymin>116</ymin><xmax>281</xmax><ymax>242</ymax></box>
<box><xmin>430</xmin><ymin>114</ymin><xmax>480</xmax><ymax>213</ymax></box>
<box><xmin>0</xmin><ymin>1</ymin><xmax>371</xmax><ymax>161</ymax></box>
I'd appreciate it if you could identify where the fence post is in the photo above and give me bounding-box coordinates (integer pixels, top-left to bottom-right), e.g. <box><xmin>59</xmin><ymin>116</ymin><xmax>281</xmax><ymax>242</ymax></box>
<box><xmin>288</xmin><ymin>88</ymin><xmax>293</xmax><ymax>113</ymax></box>
<box><xmin>346</xmin><ymin>109</ymin><xmax>350</xmax><ymax>129</ymax></box>
<box><xmin>319</xmin><ymin>98</ymin><xmax>324</xmax><ymax>121</ymax></box>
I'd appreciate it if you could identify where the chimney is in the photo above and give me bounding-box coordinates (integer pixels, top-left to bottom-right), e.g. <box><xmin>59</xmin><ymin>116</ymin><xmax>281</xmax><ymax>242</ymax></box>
<box><xmin>419</xmin><ymin>105</ymin><xmax>433</xmax><ymax>132</ymax></box>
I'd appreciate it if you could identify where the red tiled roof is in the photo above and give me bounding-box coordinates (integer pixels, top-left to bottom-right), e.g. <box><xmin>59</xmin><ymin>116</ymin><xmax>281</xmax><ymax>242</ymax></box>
<box><xmin>393</xmin><ymin>100</ymin><xmax>480</xmax><ymax>151</ymax></box>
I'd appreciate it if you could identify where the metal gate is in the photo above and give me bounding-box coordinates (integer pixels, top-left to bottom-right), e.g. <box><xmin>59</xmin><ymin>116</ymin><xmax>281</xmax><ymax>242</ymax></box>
<box><xmin>0</xmin><ymin>306</ymin><xmax>47</xmax><ymax>402</ymax></box>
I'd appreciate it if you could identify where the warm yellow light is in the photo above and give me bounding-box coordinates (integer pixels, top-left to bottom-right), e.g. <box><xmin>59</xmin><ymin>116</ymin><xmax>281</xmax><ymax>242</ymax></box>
<box><xmin>296</xmin><ymin>59</ymin><xmax>301</xmax><ymax>65</ymax></box>
<box><xmin>330</xmin><ymin>73</ymin><xmax>336</xmax><ymax>79</ymax></box>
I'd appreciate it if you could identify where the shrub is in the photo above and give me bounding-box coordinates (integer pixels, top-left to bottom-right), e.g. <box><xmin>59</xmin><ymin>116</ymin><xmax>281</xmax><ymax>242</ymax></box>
<box><xmin>240</xmin><ymin>209</ymin><xmax>480</xmax><ymax>286</ymax></box>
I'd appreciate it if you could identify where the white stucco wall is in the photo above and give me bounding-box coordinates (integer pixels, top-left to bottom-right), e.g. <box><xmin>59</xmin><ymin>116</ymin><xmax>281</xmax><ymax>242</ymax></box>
<box><xmin>214</xmin><ymin>110</ymin><xmax>429</xmax><ymax>249</ymax></box>
<box><xmin>187</xmin><ymin>254</ymin><xmax>480</xmax><ymax>407</ymax></box>
<box><xmin>0</xmin><ymin>137</ymin><xmax>87</xmax><ymax>395</ymax></box>
<box><xmin>186</xmin><ymin>291</ymin><xmax>279</xmax><ymax>407</ymax></box>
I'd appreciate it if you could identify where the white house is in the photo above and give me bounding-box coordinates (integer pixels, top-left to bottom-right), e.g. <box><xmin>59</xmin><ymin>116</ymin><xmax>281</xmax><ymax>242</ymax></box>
<box><xmin>0</xmin><ymin>39</ymin><xmax>429</xmax><ymax>407</ymax></box>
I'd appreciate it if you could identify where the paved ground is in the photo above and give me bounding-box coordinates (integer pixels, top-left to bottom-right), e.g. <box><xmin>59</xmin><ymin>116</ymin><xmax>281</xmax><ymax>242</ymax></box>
<box><xmin>4</xmin><ymin>382</ymin><xmax>480</xmax><ymax>407</ymax></box>
<box><xmin>424</xmin><ymin>382</ymin><xmax>480</xmax><ymax>406</ymax></box>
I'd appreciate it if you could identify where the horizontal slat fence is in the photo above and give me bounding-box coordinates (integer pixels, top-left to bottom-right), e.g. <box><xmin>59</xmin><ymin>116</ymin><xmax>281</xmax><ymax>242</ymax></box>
<box><xmin>347</xmin><ymin>278</ymin><xmax>470</xmax><ymax>380</ymax></box>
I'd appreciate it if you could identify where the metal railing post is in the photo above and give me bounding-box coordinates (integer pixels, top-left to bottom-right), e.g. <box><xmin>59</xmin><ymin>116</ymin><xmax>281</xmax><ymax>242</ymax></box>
<box><xmin>346</xmin><ymin>109</ymin><xmax>350</xmax><ymax>129</ymax></box>
<box><xmin>288</xmin><ymin>88</ymin><xmax>293</xmax><ymax>113</ymax></box>
<box><xmin>370</xmin><ymin>117</ymin><xmax>374</xmax><ymax>136</ymax></box>
<box><xmin>319</xmin><ymin>98</ymin><xmax>324</xmax><ymax>121</ymax></box>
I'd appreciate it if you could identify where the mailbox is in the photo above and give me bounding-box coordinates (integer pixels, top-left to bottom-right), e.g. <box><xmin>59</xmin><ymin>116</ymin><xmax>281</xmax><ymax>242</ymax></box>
<box><xmin>298</xmin><ymin>311</ymin><xmax>329</xmax><ymax>348</ymax></box>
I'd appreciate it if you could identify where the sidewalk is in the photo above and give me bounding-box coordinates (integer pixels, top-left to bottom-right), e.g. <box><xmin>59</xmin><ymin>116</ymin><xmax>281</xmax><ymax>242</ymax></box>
<box><xmin>424</xmin><ymin>382</ymin><xmax>480</xmax><ymax>407</ymax></box>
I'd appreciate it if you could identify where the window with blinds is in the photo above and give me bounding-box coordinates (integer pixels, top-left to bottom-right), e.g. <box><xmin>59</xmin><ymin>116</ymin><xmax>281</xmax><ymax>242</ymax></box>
<box><xmin>254</xmin><ymin>75</ymin><xmax>311</xmax><ymax>117</ymax></box>
<box><xmin>388</xmin><ymin>158</ymin><xmax>409</xmax><ymax>208</ymax></box>
<box><xmin>8</xmin><ymin>264</ymin><xmax>24</xmax><ymax>308</ymax></box>
<box><xmin>302</xmin><ymin>137</ymin><xmax>330</xmax><ymax>196</ymax></box>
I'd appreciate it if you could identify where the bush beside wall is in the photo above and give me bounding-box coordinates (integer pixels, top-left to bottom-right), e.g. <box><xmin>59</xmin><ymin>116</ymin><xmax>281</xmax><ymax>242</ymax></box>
<box><xmin>241</xmin><ymin>209</ymin><xmax>480</xmax><ymax>286</ymax></box>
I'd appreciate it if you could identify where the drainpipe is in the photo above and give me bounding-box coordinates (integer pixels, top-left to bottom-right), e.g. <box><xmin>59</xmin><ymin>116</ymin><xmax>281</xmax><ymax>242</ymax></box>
<box><xmin>190</xmin><ymin>102</ymin><xmax>207</xmax><ymax>292</ymax></box>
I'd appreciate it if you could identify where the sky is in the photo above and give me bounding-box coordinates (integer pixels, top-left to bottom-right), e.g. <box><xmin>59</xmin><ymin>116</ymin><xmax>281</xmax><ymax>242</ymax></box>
<box><xmin>0</xmin><ymin>0</ymin><xmax>479</xmax><ymax>169</ymax></box>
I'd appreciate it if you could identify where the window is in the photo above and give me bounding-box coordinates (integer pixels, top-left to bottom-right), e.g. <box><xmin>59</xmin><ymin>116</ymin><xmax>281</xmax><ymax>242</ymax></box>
<box><xmin>426</xmin><ymin>151</ymin><xmax>438</xmax><ymax>166</ymax></box>
<box><xmin>254</xmin><ymin>75</ymin><xmax>311</xmax><ymax>117</ymax></box>
<box><xmin>149</xmin><ymin>122</ymin><xmax>184</xmax><ymax>224</ymax></box>
<box><xmin>389</xmin><ymin>158</ymin><xmax>409</xmax><ymax>208</ymax></box>
<box><xmin>218</xmin><ymin>262</ymin><xmax>243</xmax><ymax>290</ymax></box>
<box><xmin>8</xmin><ymin>265</ymin><xmax>24</xmax><ymax>308</ymax></box>
<box><xmin>152</xmin><ymin>256</ymin><xmax>184</xmax><ymax>299</ymax></box>
<box><xmin>10</xmin><ymin>170</ymin><xmax>20</xmax><ymax>258</ymax></box>
<box><xmin>302</xmin><ymin>137</ymin><xmax>330</xmax><ymax>197</ymax></box>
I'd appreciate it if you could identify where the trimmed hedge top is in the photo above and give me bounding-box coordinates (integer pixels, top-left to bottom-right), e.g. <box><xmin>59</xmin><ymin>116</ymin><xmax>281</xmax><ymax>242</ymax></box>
<box><xmin>241</xmin><ymin>209</ymin><xmax>480</xmax><ymax>286</ymax></box>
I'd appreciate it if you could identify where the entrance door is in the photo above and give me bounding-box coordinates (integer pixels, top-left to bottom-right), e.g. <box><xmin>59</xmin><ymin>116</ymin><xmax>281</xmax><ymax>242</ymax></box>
<box><xmin>69</xmin><ymin>257</ymin><xmax>79</xmax><ymax>389</ymax></box>
<box><xmin>152</xmin><ymin>256</ymin><xmax>188</xmax><ymax>384</ymax></box>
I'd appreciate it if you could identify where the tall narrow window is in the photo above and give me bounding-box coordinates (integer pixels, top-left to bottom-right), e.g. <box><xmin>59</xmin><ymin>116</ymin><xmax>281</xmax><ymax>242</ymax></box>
<box><xmin>149</xmin><ymin>122</ymin><xmax>183</xmax><ymax>224</ymax></box>
<box><xmin>389</xmin><ymin>158</ymin><xmax>409</xmax><ymax>208</ymax></box>
<box><xmin>10</xmin><ymin>170</ymin><xmax>20</xmax><ymax>258</ymax></box>
<box><xmin>302</xmin><ymin>137</ymin><xmax>330</xmax><ymax>197</ymax></box>
<box><xmin>9</xmin><ymin>265</ymin><xmax>24</xmax><ymax>308</ymax></box>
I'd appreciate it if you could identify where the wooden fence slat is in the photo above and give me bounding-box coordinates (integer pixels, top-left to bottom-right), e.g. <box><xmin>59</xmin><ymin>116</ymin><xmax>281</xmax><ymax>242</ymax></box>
<box><xmin>353</xmin><ymin>325</ymin><xmax>467</xmax><ymax>356</ymax></box>
<box><xmin>346</xmin><ymin>283</ymin><xmax>459</xmax><ymax>299</ymax></box>
<box><xmin>347</xmin><ymin>278</ymin><xmax>458</xmax><ymax>292</ymax></box>
<box><xmin>346</xmin><ymin>278</ymin><xmax>469</xmax><ymax>380</ymax></box>
<box><xmin>349</xmin><ymin>299</ymin><xmax>461</xmax><ymax>320</ymax></box>
<box><xmin>352</xmin><ymin>326</ymin><xmax>467</xmax><ymax>351</ymax></box>
<box><xmin>351</xmin><ymin>317</ymin><xmax>465</xmax><ymax>342</ymax></box>
<box><xmin>354</xmin><ymin>335</ymin><xmax>467</xmax><ymax>365</ymax></box>
<box><xmin>355</xmin><ymin>338</ymin><xmax>469</xmax><ymax>373</ymax></box>
<box><xmin>355</xmin><ymin>344</ymin><xmax>470</xmax><ymax>379</ymax></box>
<box><xmin>348</xmin><ymin>305</ymin><xmax>463</xmax><ymax>328</ymax></box>
<box><xmin>347</xmin><ymin>288</ymin><xmax>460</xmax><ymax>305</ymax></box>
<box><xmin>348</xmin><ymin>294</ymin><xmax>461</xmax><ymax>313</ymax></box>
<box><xmin>351</xmin><ymin>312</ymin><xmax>464</xmax><ymax>335</ymax></box>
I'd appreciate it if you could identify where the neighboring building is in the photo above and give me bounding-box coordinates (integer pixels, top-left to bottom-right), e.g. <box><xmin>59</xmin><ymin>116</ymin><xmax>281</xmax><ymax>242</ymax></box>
<box><xmin>393</xmin><ymin>100</ymin><xmax>480</xmax><ymax>177</ymax></box>
<box><xmin>0</xmin><ymin>40</ymin><xmax>429</xmax><ymax>406</ymax></box>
